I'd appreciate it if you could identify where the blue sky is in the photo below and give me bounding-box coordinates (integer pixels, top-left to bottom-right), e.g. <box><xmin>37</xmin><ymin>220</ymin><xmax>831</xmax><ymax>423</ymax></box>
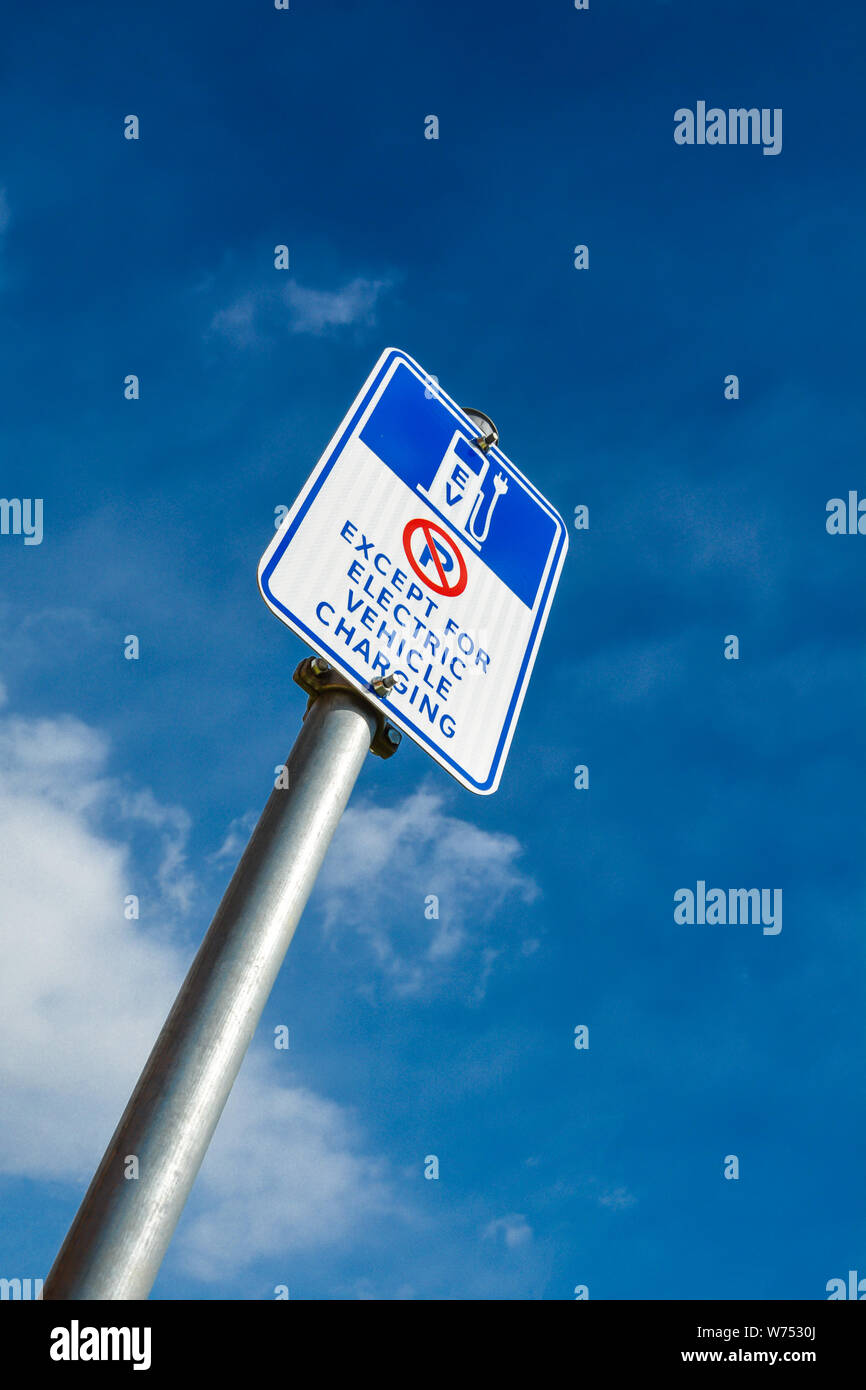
<box><xmin>0</xmin><ymin>0</ymin><xmax>864</xmax><ymax>1300</ymax></box>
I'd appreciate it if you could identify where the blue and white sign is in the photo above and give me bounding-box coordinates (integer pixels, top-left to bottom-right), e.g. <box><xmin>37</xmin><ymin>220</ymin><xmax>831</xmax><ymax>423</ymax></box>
<box><xmin>258</xmin><ymin>348</ymin><xmax>568</xmax><ymax>794</ymax></box>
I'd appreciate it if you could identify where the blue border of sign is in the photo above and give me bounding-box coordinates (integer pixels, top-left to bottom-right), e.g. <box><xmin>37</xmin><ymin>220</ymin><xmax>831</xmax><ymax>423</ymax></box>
<box><xmin>258</xmin><ymin>348</ymin><xmax>568</xmax><ymax>794</ymax></box>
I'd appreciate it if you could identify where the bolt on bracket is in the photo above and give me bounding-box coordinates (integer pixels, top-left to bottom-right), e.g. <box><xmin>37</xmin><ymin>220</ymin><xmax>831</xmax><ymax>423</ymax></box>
<box><xmin>293</xmin><ymin>656</ymin><xmax>402</xmax><ymax>759</ymax></box>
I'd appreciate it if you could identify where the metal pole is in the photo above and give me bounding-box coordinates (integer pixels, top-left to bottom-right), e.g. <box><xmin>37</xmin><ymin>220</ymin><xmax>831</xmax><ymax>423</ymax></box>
<box><xmin>42</xmin><ymin>660</ymin><xmax>399</xmax><ymax>1301</ymax></box>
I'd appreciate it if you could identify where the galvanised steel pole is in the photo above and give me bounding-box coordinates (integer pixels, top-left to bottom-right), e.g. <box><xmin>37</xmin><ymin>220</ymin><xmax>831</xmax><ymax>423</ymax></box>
<box><xmin>42</xmin><ymin>659</ymin><xmax>399</xmax><ymax>1301</ymax></box>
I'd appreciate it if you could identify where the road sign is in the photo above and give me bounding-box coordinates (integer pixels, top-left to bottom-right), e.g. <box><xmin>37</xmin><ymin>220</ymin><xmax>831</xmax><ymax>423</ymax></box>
<box><xmin>258</xmin><ymin>347</ymin><xmax>568</xmax><ymax>794</ymax></box>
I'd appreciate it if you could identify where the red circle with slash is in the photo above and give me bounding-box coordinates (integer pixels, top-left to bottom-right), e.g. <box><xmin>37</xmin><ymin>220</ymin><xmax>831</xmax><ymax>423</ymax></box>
<box><xmin>402</xmin><ymin>518</ymin><xmax>468</xmax><ymax>597</ymax></box>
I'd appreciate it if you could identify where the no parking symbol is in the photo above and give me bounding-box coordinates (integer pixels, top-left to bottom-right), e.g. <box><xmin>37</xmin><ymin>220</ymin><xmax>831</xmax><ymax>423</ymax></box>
<box><xmin>402</xmin><ymin>518</ymin><xmax>468</xmax><ymax>597</ymax></box>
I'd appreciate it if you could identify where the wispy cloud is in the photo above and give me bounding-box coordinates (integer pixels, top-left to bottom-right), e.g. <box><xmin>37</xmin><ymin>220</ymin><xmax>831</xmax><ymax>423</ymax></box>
<box><xmin>119</xmin><ymin>786</ymin><xmax>195</xmax><ymax>913</ymax></box>
<box><xmin>174</xmin><ymin>1059</ymin><xmax>395</xmax><ymax>1281</ymax></box>
<box><xmin>314</xmin><ymin>785</ymin><xmax>539</xmax><ymax>998</ymax></box>
<box><xmin>283</xmin><ymin>277</ymin><xmax>391</xmax><ymax>334</ymax></box>
<box><xmin>597</xmin><ymin>1186</ymin><xmax>636</xmax><ymax>1211</ymax></box>
<box><xmin>208</xmin><ymin>292</ymin><xmax>259</xmax><ymax>348</ymax></box>
<box><xmin>207</xmin><ymin>810</ymin><xmax>258</xmax><ymax>866</ymax></box>
<box><xmin>208</xmin><ymin>274</ymin><xmax>396</xmax><ymax>347</ymax></box>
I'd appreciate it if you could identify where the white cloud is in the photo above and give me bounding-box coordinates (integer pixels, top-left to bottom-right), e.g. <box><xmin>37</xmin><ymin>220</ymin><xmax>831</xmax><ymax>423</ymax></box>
<box><xmin>597</xmin><ymin>1186</ymin><xmax>636</xmax><ymax>1211</ymax></box>
<box><xmin>0</xmin><ymin>713</ymin><xmax>183</xmax><ymax>1178</ymax></box>
<box><xmin>208</xmin><ymin>292</ymin><xmax>259</xmax><ymax>348</ymax></box>
<box><xmin>208</xmin><ymin>274</ymin><xmax>394</xmax><ymax>346</ymax></box>
<box><xmin>208</xmin><ymin>809</ymin><xmax>258</xmax><ymax>865</ymax></box>
<box><xmin>315</xmin><ymin>786</ymin><xmax>539</xmax><ymax>997</ymax></box>
<box><xmin>174</xmin><ymin>1059</ymin><xmax>395</xmax><ymax>1281</ymax></box>
<box><xmin>284</xmin><ymin>276</ymin><xmax>391</xmax><ymax>334</ymax></box>
<box><xmin>119</xmin><ymin>786</ymin><xmax>195</xmax><ymax>913</ymax></box>
<box><xmin>482</xmin><ymin>1213</ymin><xmax>533</xmax><ymax>1248</ymax></box>
<box><xmin>0</xmin><ymin>697</ymin><xmax>399</xmax><ymax>1277</ymax></box>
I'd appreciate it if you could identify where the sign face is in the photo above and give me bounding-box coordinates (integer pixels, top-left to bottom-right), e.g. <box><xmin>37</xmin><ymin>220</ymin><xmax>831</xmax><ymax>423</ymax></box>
<box><xmin>258</xmin><ymin>348</ymin><xmax>568</xmax><ymax>794</ymax></box>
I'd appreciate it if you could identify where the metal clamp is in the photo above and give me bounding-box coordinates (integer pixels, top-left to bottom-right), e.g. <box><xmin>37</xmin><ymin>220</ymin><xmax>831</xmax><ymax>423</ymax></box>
<box><xmin>462</xmin><ymin>407</ymin><xmax>499</xmax><ymax>454</ymax></box>
<box><xmin>293</xmin><ymin>656</ymin><xmax>402</xmax><ymax>759</ymax></box>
